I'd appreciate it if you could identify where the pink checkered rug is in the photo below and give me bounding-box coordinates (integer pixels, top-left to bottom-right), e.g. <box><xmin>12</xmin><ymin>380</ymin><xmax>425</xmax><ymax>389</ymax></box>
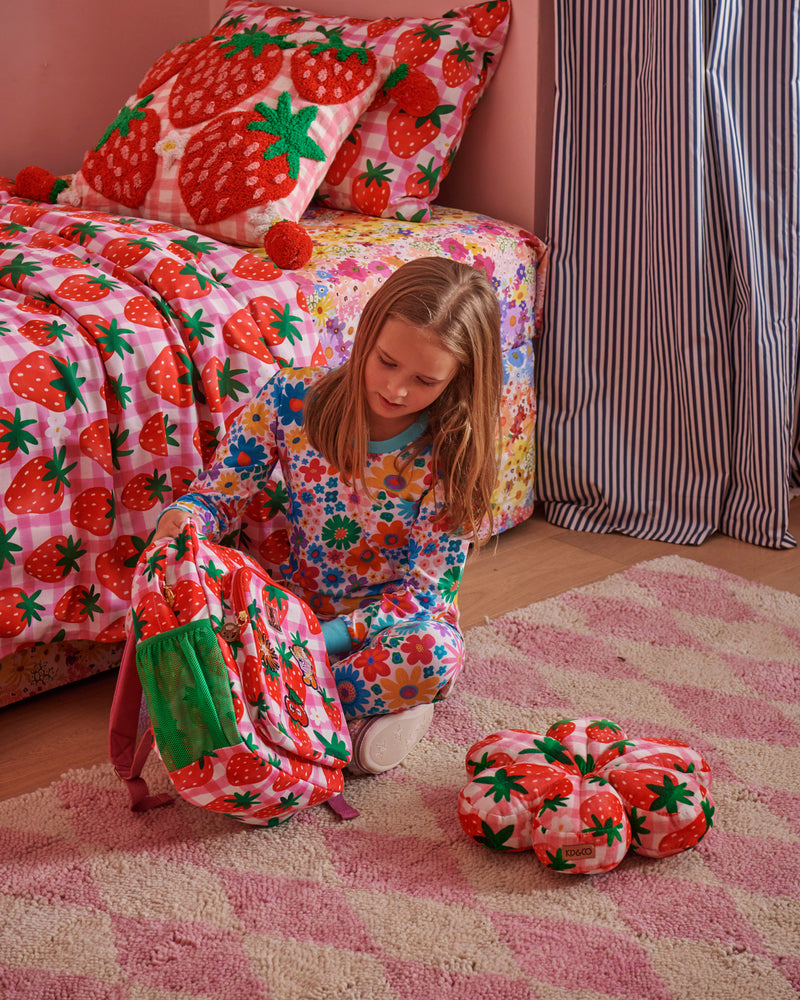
<box><xmin>1</xmin><ymin>555</ymin><xmax>799</xmax><ymax>1000</ymax></box>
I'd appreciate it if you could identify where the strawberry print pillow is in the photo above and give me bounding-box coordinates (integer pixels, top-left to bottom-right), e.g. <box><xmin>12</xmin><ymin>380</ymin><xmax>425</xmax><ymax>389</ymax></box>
<box><xmin>458</xmin><ymin>718</ymin><xmax>715</xmax><ymax>875</ymax></box>
<box><xmin>64</xmin><ymin>13</ymin><xmax>392</xmax><ymax>246</ymax></box>
<box><xmin>234</xmin><ymin>1</ymin><xmax>511</xmax><ymax>222</ymax></box>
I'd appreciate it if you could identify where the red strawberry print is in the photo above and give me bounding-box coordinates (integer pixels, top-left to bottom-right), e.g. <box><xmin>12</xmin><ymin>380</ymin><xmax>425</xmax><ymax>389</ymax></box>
<box><xmin>259</xmin><ymin>529</ymin><xmax>291</xmax><ymax>567</ymax></box>
<box><xmin>405</xmin><ymin>157</ymin><xmax>441</xmax><ymax>199</ymax></box>
<box><xmin>51</xmin><ymin>253</ymin><xmax>86</xmax><ymax>269</ymax></box>
<box><xmin>580</xmin><ymin>788</ymin><xmax>627</xmax><ymax>846</ymax></box>
<box><xmin>443</xmin><ymin>41</ymin><xmax>476</xmax><ymax>87</ymax></box>
<box><xmin>367</xmin><ymin>17</ymin><xmax>403</xmax><ymax>38</ymax></box>
<box><xmin>469</xmin><ymin>1</ymin><xmax>510</xmax><ymax>37</ymax></box>
<box><xmin>81</xmin><ymin>95</ymin><xmax>161</xmax><ymax>208</ymax></box>
<box><xmin>55</xmin><ymin>272</ymin><xmax>119</xmax><ymax>302</ymax></box>
<box><xmin>134</xmin><ymin>591</ymin><xmax>178</xmax><ymax>639</ymax></box>
<box><xmin>102</xmin><ymin>236</ymin><xmax>158</xmax><ymax>268</ymax></box>
<box><xmin>123</xmin><ymin>295</ymin><xmax>166</xmax><ymax>328</ymax></box>
<box><xmin>351</xmin><ymin>160</ymin><xmax>393</xmax><ymax>215</ymax></box>
<box><xmin>658</xmin><ymin>799</ymin><xmax>714</xmax><ymax>855</ymax></box>
<box><xmin>231</xmin><ymin>253</ymin><xmax>282</xmax><ymax>282</ymax></box>
<box><xmin>290</xmin><ymin>30</ymin><xmax>379</xmax><ymax>104</ymax></box>
<box><xmin>139</xmin><ymin>411</ymin><xmax>179</xmax><ymax>456</ymax></box>
<box><xmin>0</xmin><ymin>252</ymin><xmax>43</xmax><ymax>293</ymax></box>
<box><xmin>193</xmin><ymin>420</ymin><xmax>218</xmax><ymax>463</ymax></box>
<box><xmin>146</xmin><ymin>346</ymin><xmax>197</xmax><ymax>407</ymax></box>
<box><xmin>586</xmin><ymin>719</ymin><xmax>625</xmax><ymax>743</ymax></box>
<box><xmin>171</xmin><ymin>754</ymin><xmax>217</xmax><ymax>792</ymax></box>
<box><xmin>149</xmin><ymin>259</ymin><xmax>216</xmax><ymax>301</ymax></box>
<box><xmin>168</xmin><ymin>27</ymin><xmax>296</xmax><ymax>129</ymax></box>
<box><xmin>17</xmin><ymin>317</ymin><xmax>70</xmax><ymax>347</ymax></box>
<box><xmin>121</xmin><ymin>469</ymin><xmax>171</xmax><ymax>511</ymax></box>
<box><xmin>96</xmin><ymin>535</ymin><xmax>148</xmax><ymax>600</ymax></box>
<box><xmin>0</xmin><ymin>587</ymin><xmax>44</xmax><ymax>638</ymax></box>
<box><xmin>170</xmin><ymin>465</ymin><xmax>197</xmax><ymax>499</ymax></box>
<box><xmin>324</xmin><ymin>127</ymin><xmax>362</xmax><ymax>185</ymax></box>
<box><xmin>23</xmin><ymin>534</ymin><xmax>85</xmax><ymax>583</ymax></box>
<box><xmin>54</xmin><ymin>584</ymin><xmax>104</xmax><ymax>624</ymax></box>
<box><xmin>222</xmin><ymin>308</ymin><xmax>275</xmax><ymax>365</ymax></box>
<box><xmin>171</xmin><ymin>579</ymin><xmax>206</xmax><ymax>624</ymax></box>
<box><xmin>395</xmin><ymin>22</ymin><xmax>451</xmax><ymax>66</ymax></box>
<box><xmin>202</xmin><ymin>356</ymin><xmax>250</xmax><ymax>413</ymax></box>
<box><xmin>0</xmin><ymin>405</ymin><xmax>38</xmax><ymax>465</ymax></box>
<box><xmin>387</xmin><ymin>103</ymin><xmax>455</xmax><ymax>159</ymax></box>
<box><xmin>226</xmin><ymin>749</ymin><xmax>270</xmax><ymax>786</ymax></box>
<box><xmin>178</xmin><ymin>97</ymin><xmax>325</xmax><ymax>226</ymax></box>
<box><xmin>78</xmin><ymin>419</ymin><xmax>115</xmax><ymax>475</ymax></box>
<box><xmin>6</xmin><ymin>448</ymin><xmax>76</xmax><ymax>514</ymax></box>
<box><xmin>70</xmin><ymin>486</ymin><xmax>115</xmax><ymax>536</ymax></box>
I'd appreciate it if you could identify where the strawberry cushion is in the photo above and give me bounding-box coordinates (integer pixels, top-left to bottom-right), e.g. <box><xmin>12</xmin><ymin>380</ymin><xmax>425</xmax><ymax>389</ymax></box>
<box><xmin>238</xmin><ymin>1</ymin><xmax>510</xmax><ymax>223</ymax></box>
<box><xmin>64</xmin><ymin>13</ymin><xmax>392</xmax><ymax>246</ymax></box>
<box><xmin>458</xmin><ymin>718</ymin><xmax>715</xmax><ymax>875</ymax></box>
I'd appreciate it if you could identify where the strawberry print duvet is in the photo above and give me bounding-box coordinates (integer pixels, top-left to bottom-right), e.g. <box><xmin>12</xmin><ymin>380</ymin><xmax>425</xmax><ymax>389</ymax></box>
<box><xmin>0</xmin><ymin>183</ymin><xmax>543</xmax><ymax>706</ymax></box>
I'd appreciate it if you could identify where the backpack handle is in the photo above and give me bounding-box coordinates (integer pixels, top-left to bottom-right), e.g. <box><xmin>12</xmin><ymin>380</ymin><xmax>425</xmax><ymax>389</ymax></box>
<box><xmin>109</xmin><ymin>631</ymin><xmax>174</xmax><ymax>812</ymax></box>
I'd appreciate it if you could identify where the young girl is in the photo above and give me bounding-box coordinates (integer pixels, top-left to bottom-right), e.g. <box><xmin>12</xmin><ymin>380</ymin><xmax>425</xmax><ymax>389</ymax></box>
<box><xmin>155</xmin><ymin>256</ymin><xmax>503</xmax><ymax>774</ymax></box>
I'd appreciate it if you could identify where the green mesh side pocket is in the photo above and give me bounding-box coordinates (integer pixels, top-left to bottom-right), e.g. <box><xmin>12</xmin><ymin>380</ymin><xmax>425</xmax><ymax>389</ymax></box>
<box><xmin>136</xmin><ymin>619</ymin><xmax>240</xmax><ymax>772</ymax></box>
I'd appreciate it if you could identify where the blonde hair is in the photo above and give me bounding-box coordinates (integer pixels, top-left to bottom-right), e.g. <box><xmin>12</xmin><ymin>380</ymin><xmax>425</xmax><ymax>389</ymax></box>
<box><xmin>304</xmin><ymin>256</ymin><xmax>503</xmax><ymax>544</ymax></box>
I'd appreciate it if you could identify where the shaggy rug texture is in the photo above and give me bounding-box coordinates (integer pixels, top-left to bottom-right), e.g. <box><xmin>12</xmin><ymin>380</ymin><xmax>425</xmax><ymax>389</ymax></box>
<box><xmin>1</xmin><ymin>555</ymin><xmax>799</xmax><ymax>1000</ymax></box>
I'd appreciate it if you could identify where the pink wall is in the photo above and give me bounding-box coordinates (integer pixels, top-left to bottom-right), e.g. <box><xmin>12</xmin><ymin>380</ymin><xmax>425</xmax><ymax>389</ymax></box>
<box><xmin>1</xmin><ymin>1</ymin><xmax>553</xmax><ymax>236</ymax></box>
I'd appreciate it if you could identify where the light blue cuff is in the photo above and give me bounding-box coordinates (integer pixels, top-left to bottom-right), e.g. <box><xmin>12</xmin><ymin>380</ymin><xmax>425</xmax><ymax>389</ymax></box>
<box><xmin>321</xmin><ymin>617</ymin><xmax>353</xmax><ymax>655</ymax></box>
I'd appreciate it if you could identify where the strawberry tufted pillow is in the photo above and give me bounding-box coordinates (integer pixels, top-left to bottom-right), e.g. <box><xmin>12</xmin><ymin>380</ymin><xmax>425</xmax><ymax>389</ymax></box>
<box><xmin>63</xmin><ymin>13</ymin><xmax>392</xmax><ymax>246</ymax></box>
<box><xmin>236</xmin><ymin>1</ymin><xmax>511</xmax><ymax>222</ymax></box>
<box><xmin>458</xmin><ymin>717</ymin><xmax>715</xmax><ymax>875</ymax></box>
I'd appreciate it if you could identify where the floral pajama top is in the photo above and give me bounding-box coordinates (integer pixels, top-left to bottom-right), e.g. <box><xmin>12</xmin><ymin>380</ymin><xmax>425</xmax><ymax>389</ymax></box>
<box><xmin>163</xmin><ymin>367</ymin><xmax>469</xmax><ymax>656</ymax></box>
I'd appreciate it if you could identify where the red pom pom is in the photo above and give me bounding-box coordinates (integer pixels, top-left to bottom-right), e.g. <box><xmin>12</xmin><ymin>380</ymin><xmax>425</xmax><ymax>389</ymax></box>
<box><xmin>263</xmin><ymin>221</ymin><xmax>313</xmax><ymax>270</ymax></box>
<box><xmin>15</xmin><ymin>165</ymin><xmax>65</xmax><ymax>203</ymax></box>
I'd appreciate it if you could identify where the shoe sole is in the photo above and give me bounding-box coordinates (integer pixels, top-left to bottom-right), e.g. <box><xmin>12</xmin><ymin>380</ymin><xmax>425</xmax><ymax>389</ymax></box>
<box><xmin>351</xmin><ymin>703</ymin><xmax>435</xmax><ymax>774</ymax></box>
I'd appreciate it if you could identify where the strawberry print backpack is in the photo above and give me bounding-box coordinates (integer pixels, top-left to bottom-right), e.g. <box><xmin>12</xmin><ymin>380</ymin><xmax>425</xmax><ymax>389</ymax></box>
<box><xmin>109</xmin><ymin>520</ymin><xmax>355</xmax><ymax>826</ymax></box>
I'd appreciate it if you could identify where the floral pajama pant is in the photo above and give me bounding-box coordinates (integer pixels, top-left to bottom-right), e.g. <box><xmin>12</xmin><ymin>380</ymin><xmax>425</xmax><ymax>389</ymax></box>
<box><xmin>331</xmin><ymin>617</ymin><xmax>464</xmax><ymax>720</ymax></box>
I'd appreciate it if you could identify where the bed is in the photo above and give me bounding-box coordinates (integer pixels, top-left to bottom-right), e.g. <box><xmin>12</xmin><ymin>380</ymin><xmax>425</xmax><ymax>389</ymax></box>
<box><xmin>0</xmin><ymin>0</ymin><xmax>547</xmax><ymax>707</ymax></box>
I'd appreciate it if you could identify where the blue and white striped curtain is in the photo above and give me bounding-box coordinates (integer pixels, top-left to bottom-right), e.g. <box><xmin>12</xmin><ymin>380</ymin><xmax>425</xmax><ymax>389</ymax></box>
<box><xmin>536</xmin><ymin>0</ymin><xmax>800</xmax><ymax>548</ymax></box>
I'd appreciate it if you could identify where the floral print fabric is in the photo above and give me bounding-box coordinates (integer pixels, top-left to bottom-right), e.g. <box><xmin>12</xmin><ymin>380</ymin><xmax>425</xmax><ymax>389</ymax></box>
<box><xmin>167</xmin><ymin>366</ymin><xmax>470</xmax><ymax>717</ymax></box>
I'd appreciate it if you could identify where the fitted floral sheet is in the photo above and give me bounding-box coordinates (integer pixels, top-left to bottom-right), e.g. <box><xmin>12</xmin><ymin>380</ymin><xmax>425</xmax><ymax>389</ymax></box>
<box><xmin>0</xmin><ymin>182</ymin><xmax>544</xmax><ymax>706</ymax></box>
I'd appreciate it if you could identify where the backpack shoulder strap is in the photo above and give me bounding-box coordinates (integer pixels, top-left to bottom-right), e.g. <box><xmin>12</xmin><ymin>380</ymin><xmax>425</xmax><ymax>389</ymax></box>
<box><xmin>108</xmin><ymin>632</ymin><xmax>173</xmax><ymax>812</ymax></box>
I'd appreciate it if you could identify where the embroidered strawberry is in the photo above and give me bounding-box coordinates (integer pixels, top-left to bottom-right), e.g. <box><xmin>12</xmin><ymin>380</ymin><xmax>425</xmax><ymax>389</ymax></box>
<box><xmin>324</xmin><ymin>127</ymin><xmax>362</xmax><ymax>185</ymax></box>
<box><xmin>139</xmin><ymin>411</ymin><xmax>178</xmax><ymax>457</ymax></box>
<box><xmin>469</xmin><ymin>0</ymin><xmax>510</xmax><ymax>37</ymax></box>
<box><xmin>6</xmin><ymin>448</ymin><xmax>76</xmax><ymax>514</ymax></box>
<box><xmin>123</xmin><ymin>295</ymin><xmax>166</xmax><ymax>328</ymax></box>
<box><xmin>70</xmin><ymin>486</ymin><xmax>115</xmax><ymax>536</ymax></box>
<box><xmin>351</xmin><ymin>160</ymin><xmax>393</xmax><ymax>215</ymax></box>
<box><xmin>442</xmin><ymin>41</ymin><xmax>475</xmax><ymax>86</ymax></box>
<box><xmin>381</xmin><ymin>64</ymin><xmax>439</xmax><ymax>115</ymax></box>
<box><xmin>178</xmin><ymin>96</ymin><xmax>326</xmax><ymax>227</ymax></box>
<box><xmin>387</xmin><ymin>103</ymin><xmax>455</xmax><ymax>159</ymax></box>
<box><xmin>23</xmin><ymin>534</ymin><xmax>85</xmax><ymax>583</ymax></box>
<box><xmin>146</xmin><ymin>346</ymin><xmax>198</xmax><ymax>407</ymax></box>
<box><xmin>395</xmin><ymin>22</ymin><xmax>450</xmax><ymax>66</ymax></box>
<box><xmin>81</xmin><ymin>95</ymin><xmax>161</xmax><ymax>208</ymax></box>
<box><xmin>290</xmin><ymin>30</ymin><xmax>379</xmax><ymax>104</ymax></box>
<box><xmin>54</xmin><ymin>584</ymin><xmax>104</xmax><ymax>624</ymax></box>
<box><xmin>231</xmin><ymin>253</ymin><xmax>282</xmax><ymax>282</ymax></box>
<box><xmin>168</xmin><ymin>27</ymin><xmax>297</xmax><ymax>129</ymax></box>
<box><xmin>136</xmin><ymin>35</ymin><xmax>212</xmax><ymax>98</ymax></box>
<box><xmin>121</xmin><ymin>469</ymin><xmax>171</xmax><ymax>511</ymax></box>
<box><xmin>0</xmin><ymin>587</ymin><xmax>44</xmax><ymax>638</ymax></box>
<box><xmin>222</xmin><ymin>308</ymin><xmax>275</xmax><ymax>365</ymax></box>
<box><xmin>96</xmin><ymin>534</ymin><xmax>149</xmax><ymax>600</ymax></box>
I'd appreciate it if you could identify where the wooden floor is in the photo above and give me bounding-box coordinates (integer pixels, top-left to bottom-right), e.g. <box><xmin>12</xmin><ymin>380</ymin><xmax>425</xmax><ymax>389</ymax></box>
<box><xmin>2</xmin><ymin>500</ymin><xmax>799</xmax><ymax>802</ymax></box>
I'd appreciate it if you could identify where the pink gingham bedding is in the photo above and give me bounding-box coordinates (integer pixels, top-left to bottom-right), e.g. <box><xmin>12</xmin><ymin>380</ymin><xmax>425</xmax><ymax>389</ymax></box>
<box><xmin>0</xmin><ymin>181</ymin><xmax>543</xmax><ymax>706</ymax></box>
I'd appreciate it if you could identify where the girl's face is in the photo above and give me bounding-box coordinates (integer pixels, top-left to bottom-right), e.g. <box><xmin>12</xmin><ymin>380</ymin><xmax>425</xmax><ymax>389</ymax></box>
<box><xmin>363</xmin><ymin>317</ymin><xmax>459</xmax><ymax>440</ymax></box>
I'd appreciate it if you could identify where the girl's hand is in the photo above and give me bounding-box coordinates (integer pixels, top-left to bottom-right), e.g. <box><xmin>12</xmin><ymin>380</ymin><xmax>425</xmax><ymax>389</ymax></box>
<box><xmin>153</xmin><ymin>508</ymin><xmax>191</xmax><ymax>541</ymax></box>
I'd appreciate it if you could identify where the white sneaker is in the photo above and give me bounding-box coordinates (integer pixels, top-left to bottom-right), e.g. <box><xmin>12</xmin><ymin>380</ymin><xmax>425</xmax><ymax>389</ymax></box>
<box><xmin>347</xmin><ymin>703</ymin><xmax>435</xmax><ymax>774</ymax></box>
